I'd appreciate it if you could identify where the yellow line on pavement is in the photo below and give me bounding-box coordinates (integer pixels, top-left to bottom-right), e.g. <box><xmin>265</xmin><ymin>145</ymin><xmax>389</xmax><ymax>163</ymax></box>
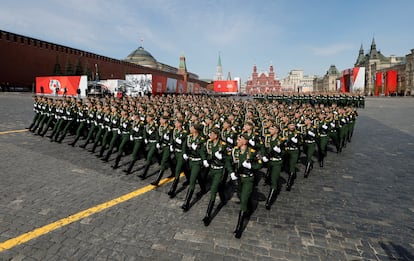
<box><xmin>0</xmin><ymin>129</ymin><xmax>29</xmax><ymax>135</ymax></box>
<box><xmin>0</xmin><ymin>174</ymin><xmax>182</xmax><ymax>252</ymax></box>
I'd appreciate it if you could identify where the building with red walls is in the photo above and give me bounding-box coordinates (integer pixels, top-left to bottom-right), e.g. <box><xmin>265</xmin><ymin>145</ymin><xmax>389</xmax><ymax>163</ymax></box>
<box><xmin>245</xmin><ymin>65</ymin><xmax>281</xmax><ymax>94</ymax></box>
<box><xmin>0</xmin><ymin>30</ymin><xmax>206</xmax><ymax>92</ymax></box>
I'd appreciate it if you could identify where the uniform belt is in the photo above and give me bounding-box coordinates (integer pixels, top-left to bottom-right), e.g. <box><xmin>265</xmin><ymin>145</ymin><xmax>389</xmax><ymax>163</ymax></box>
<box><xmin>287</xmin><ymin>147</ymin><xmax>298</xmax><ymax>150</ymax></box>
<box><xmin>305</xmin><ymin>140</ymin><xmax>315</xmax><ymax>144</ymax></box>
<box><xmin>320</xmin><ymin>134</ymin><xmax>328</xmax><ymax>137</ymax></box>
<box><xmin>270</xmin><ymin>157</ymin><xmax>282</xmax><ymax>161</ymax></box>
<box><xmin>112</xmin><ymin>128</ymin><xmax>120</xmax><ymax>131</ymax></box>
<box><xmin>133</xmin><ymin>136</ymin><xmax>143</xmax><ymax>140</ymax></box>
<box><xmin>122</xmin><ymin>131</ymin><xmax>129</xmax><ymax>134</ymax></box>
<box><xmin>190</xmin><ymin>157</ymin><xmax>201</xmax><ymax>161</ymax></box>
<box><xmin>149</xmin><ymin>139</ymin><xmax>157</xmax><ymax>143</ymax></box>
<box><xmin>175</xmin><ymin>149</ymin><xmax>182</xmax><ymax>152</ymax></box>
<box><xmin>210</xmin><ymin>165</ymin><xmax>223</xmax><ymax>169</ymax></box>
<box><xmin>240</xmin><ymin>173</ymin><xmax>254</xmax><ymax>178</ymax></box>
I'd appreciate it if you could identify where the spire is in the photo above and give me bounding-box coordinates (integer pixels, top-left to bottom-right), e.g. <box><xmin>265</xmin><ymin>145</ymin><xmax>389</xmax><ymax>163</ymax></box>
<box><xmin>215</xmin><ymin>52</ymin><xmax>223</xmax><ymax>80</ymax></box>
<box><xmin>227</xmin><ymin>71</ymin><xmax>232</xmax><ymax>80</ymax></box>
<box><xmin>359</xmin><ymin>43</ymin><xmax>364</xmax><ymax>54</ymax></box>
<box><xmin>179</xmin><ymin>53</ymin><xmax>186</xmax><ymax>70</ymax></box>
<box><xmin>370</xmin><ymin>37</ymin><xmax>376</xmax><ymax>51</ymax></box>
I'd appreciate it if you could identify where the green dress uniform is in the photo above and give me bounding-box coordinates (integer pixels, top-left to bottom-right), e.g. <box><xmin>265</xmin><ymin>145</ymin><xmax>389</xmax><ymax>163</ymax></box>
<box><xmin>101</xmin><ymin>112</ymin><xmax>122</xmax><ymax>161</ymax></box>
<box><xmin>38</xmin><ymin>100</ymin><xmax>55</xmax><ymax>136</ymax></box>
<box><xmin>338</xmin><ymin>113</ymin><xmax>348</xmax><ymax>150</ymax></box>
<box><xmin>110</xmin><ymin>115</ymin><xmax>131</xmax><ymax>168</ymax></box>
<box><xmin>69</xmin><ymin>104</ymin><xmax>87</xmax><ymax>146</ymax></box>
<box><xmin>262</xmin><ymin>134</ymin><xmax>284</xmax><ymax>209</ymax></box>
<box><xmin>202</xmin><ymin>139</ymin><xmax>227</xmax><ymax>226</ymax></box>
<box><xmin>150</xmin><ymin>123</ymin><xmax>174</xmax><ymax>186</ymax></box>
<box><xmin>317</xmin><ymin>120</ymin><xmax>330</xmax><ymax>167</ymax></box>
<box><xmin>283</xmin><ymin>128</ymin><xmax>301</xmax><ymax>191</ymax></box>
<box><xmin>90</xmin><ymin>110</ymin><xmax>108</xmax><ymax>153</ymax></box>
<box><xmin>97</xmin><ymin>112</ymin><xmax>118</xmax><ymax>156</ymax></box>
<box><xmin>124</xmin><ymin>119</ymin><xmax>145</xmax><ymax>174</ymax></box>
<box><xmin>328</xmin><ymin>114</ymin><xmax>341</xmax><ymax>153</ymax></box>
<box><xmin>220</xmin><ymin>128</ymin><xmax>238</xmax><ymax>185</ymax></box>
<box><xmin>347</xmin><ymin>110</ymin><xmax>358</xmax><ymax>142</ymax></box>
<box><xmin>181</xmin><ymin>133</ymin><xmax>207</xmax><ymax>212</ymax></box>
<box><xmin>230</xmin><ymin>146</ymin><xmax>262</xmax><ymax>238</ymax></box>
<box><xmin>139</xmin><ymin>121</ymin><xmax>159</xmax><ymax>179</ymax></box>
<box><xmin>28</xmin><ymin>97</ymin><xmax>42</xmax><ymax>132</ymax></box>
<box><xmin>80</xmin><ymin>107</ymin><xmax>98</xmax><ymax>148</ymax></box>
<box><xmin>48</xmin><ymin>104</ymin><xmax>64</xmax><ymax>141</ymax></box>
<box><xmin>167</xmin><ymin>127</ymin><xmax>188</xmax><ymax>197</ymax></box>
<box><xmin>302</xmin><ymin>124</ymin><xmax>317</xmax><ymax>177</ymax></box>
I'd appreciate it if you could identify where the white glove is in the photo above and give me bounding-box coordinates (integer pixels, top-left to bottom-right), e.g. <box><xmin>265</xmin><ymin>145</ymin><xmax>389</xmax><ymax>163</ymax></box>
<box><xmin>133</xmin><ymin>127</ymin><xmax>139</xmax><ymax>132</ymax></box>
<box><xmin>130</xmin><ymin>135</ymin><xmax>133</xmax><ymax>141</ymax></box>
<box><xmin>231</xmin><ymin>126</ymin><xmax>236</xmax><ymax>132</ymax></box>
<box><xmin>191</xmin><ymin>143</ymin><xmax>197</xmax><ymax>150</ymax></box>
<box><xmin>291</xmin><ymin>137</ymin><xmax>298</xmax><ymax>143</ymax></box>
<box><xmin>322</xmin><ymin>125</ymin><xmax>328</xmax><ymax>130</ymax></box>
<box><xmin>273</xmin><ymin>146</ymin><xmax>281</xmax><ymax>153</ymax></box>
<box><xmin>214</xmin><ymin>151</ymin><xmax>223</xmax><ymax>160</ymax></box>
<box><xmin>175</xmin><ymin>138</ymin><xmax>182</xmax><ymax>144</ymax></box>
<box><xmin>156</xmin><ymin>143</ymin><xmax>161</xmax><ymax>149</ymax></box>
<box><xmin>262</xmin><ymin>156</ymin><xmax>269</xmax><ymax>162</ymax></box>
<box><xmin>203</xmin><ymin>160</ymin><xmax>209</xmax><ymax>168</ymax></box>
<box><xmin>148</xmin><ymin>130</ymin><xmax>153</xmax><ymax>135</ymax></box>
<box><xmin>230</xmin><ymin>172</ymin><xmax>238</xmax><ymax>180</ymax></box>
<box><xmin>341</xmin><ymin>119</ymin><xmax>347</xmax><ymax>123</ymax></box>
<box><xmin>226</xmin><ymin>137</ymin><xmax>233</xmax><ymax>144</ymax></box>
<box><xmin>248</xmin><ymin>139</ymin><xmax>255</xmax><ymax>147</ymax></box>
<box><xmin>183</xmin><ymin>154</ymin><xmax>189</xmax><ymax>160</ymax></box>
<box><xmin>296</xmin><ymin>123</ymin><xmax>301</xmax><ymax>128</ymax></box>
<box><xmin>308</xmin><ymin>131</ymin><xmax>315</xmax><ymax>137</ymax></box>
<box><xmin>163</xmin><ymin>133</ymin><xmax>169</xmax><ymax>140</ymax></box>
<box><xmin>330</xmin><ymin>122</ymin><xmax>335</xmax><ymax>128</ymax></box>
<box><xmin>144</xmin><ymin>139</ymin><xmax>148</xmax><ymax>144</ymax></box>
<box><xmin>170</xmin><ymin>145</ymin><xmax>174</xmax><ymax>152</ymax></box>
<box><xmin>140</xmin><ymin>116</ymin><xmax>145</xmax><ymax>121</ymax></box>
<box><xmin>242</xmin><ymin>161</ymin><xmax>252</xmax><ymax>169</ymax></box>
<box><xmin>117</xmin><ymin>129</ymin><xmax>121</xmax><ymax>135</ymax></box>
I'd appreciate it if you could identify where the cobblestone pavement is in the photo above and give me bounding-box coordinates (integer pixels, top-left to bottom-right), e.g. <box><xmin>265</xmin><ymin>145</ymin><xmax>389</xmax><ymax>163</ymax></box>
<box><xmin>0</xmin><ymin>93</ymin><xmax>413</xmax><ymax>261</ymax></box>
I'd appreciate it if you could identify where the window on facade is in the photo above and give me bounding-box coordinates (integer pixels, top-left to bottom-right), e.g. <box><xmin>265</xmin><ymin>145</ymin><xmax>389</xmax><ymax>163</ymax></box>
<box><xmin>13</xmin><ymin>35</ymin><xmax>17</xmax><ymax>42</ymax></box>
<box><xmin>21</xmin><ymin>37</ymin><xmax>24</xmax><ymax>44</ymax></box>
<box><xmin>6</xmin><ymin>33</ymin><xmax>10</xmax><ymax>41</ymax></box>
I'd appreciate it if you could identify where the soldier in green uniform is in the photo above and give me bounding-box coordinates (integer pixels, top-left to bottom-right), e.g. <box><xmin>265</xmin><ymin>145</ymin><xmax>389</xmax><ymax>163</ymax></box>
<box><xmin>55</xmin><ymin>99</ymin><xmax>76</xmax><ymax>143</ymax></box>
<box><xmin>98</xmin><ymin>106</ymin><xmax>120</xmax><ymax>157</ymax></box>
<box><xmin>167</xmin><ymin>118</ymin><xmax>189</xmax><ymax>198</ymax></box>
<box><xmin>229</xmin><ymin>134</ymin><xmax>262</xmax><ymax>238</ymax></box>
<box><xmin>181</xmin><ymin>124</ymin><xmax>207</xmax><ymax>212</ymax></box>
<box><xmin>283</xmin><ymin>122</ymin><xmax>301</xmax><ymax>191</ymax></box>
<box><xmin>28</xmin><ymin>96</ymin><xmax>42</xmax><ymax>132</ymax></box>
<box><xmin>90</xmin><ymin>105</ymin><xmax>110</xmax><ymax>153</ymax></box>
<box><xmin>79</xmin><ymin>102</ymin><xmax>101</xmax><ymax>149</ymax></box>
<box><xmin>202</xmin><ymin>128</ymin><xmax>228</xmax><ymax>226</ymax></box>
<box><xmin>37</xmin><ymin>98</ymin><xmax>55</xmax><ymax>136</ymax></box>
<box><xmin>110</xmin><ymin>110</ymin><xmax>131</xmax><ymax>168</ymax></box>
<box><xmin>316</xmin><ymin>113</ymin><xmax>330</xmax><ymax>167</ymax></box>
<box><xmin>139</xmin><ymin>114</ymin><xmax>159</xmax><ymax>179</ymax></box>
<box><xmin>262</xmin><ymin>124</ymin><xmax>284</xmax><ymax>209</ymax></box>
<box><xmin>69</xmin><ymin>102</ymin><xmax>88</xmax><ymax>147</ymax></box>
<box><xmin>150</xmin><ymin>115</ymin><xmax>174</xmax><ymax>186</ymax></box>
<box><xmin>302</xmin><ymin>118</ymin><xmax>317</xmax><ymax>177</ymax></box>
<box><xmin>123</xmin><ymin>113</ymin><xmax>146</xmax><ymax>174</ymax></box>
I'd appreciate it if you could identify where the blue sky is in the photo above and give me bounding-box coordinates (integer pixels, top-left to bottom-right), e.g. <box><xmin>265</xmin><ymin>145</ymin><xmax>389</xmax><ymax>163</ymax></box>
<box><xmin>1</xmin><ymin>0</ymin><xmax>413</xmax><ymax>82</ymax></box>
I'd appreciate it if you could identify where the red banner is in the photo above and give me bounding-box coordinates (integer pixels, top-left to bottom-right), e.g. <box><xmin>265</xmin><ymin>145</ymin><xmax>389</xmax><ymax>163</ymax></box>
<box><xmin>36</xmin><ymin>76</ymin><xmax>86</xmax><ymax>96</ymax></box>
<box><xmin>385</xmin><ymin>70</ymin><xmax>397</xmax><ymax>95</ymax></box>
<box><xmin>213</xmin><ymin>80</ymin><xmax>238</xmax><ymax>93</ymax></box>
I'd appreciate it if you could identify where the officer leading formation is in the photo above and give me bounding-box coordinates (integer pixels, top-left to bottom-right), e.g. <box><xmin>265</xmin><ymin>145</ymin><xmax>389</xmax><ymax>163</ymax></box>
<box><xmin>28</xmin><ymin>92</ymin><xmax>360</xmax><ymax>239</ymax></box>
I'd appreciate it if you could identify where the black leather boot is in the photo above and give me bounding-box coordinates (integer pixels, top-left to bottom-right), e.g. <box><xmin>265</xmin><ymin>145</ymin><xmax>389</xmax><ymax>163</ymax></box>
<box><xmin>139</xmin><ymin>163</ymin><xmax>151</xmax><ymax>179</ymax></box>
<box><xmin>90</xmin><ymin>142</ymin><xmax>98</xmax><ymax>153</ymax></box>
<box><xmin>123</xmin><ymin>159</ymin><xmax>137</xmax><ymax>174</ymax></box>
<box><xmin>69</xmin><ymin>136</ymin><xmax>79</xmax><ymax>147</ymax></box>
<box><xmin>181</xmin><ymin>189</ymin><xmax>194</xmax><ymax>212</ymax></box>
<box><xmin>151</xmin><ymin>170</ymin><xmax>164</xmax><ymax>186</ymax></box>
<box><xmin>111</xmin><ymin>155</ymin><xmax>121</xmax><ymax>169</ymax></box>
<box><xmin>234</xmin><ymin>210</ymin><xmax>245</xmax><ymax>239</ymax></box>
<box><xmin>168</xmin><ymin>177</ymin><xmax>179</xmax><ymax>198</ymax></box>
<box><xmin>265</xmin><ymin>188</ymin><xmax>275</xmax><ymax>210</ymax></box>
<box><xmin>304</xmin><ymin>161</ymin><xmax>313</xmax><ymax>178</ymax></box>
<box><xmin>202</xmin><ymin>200</ymin><xmax>215</xmax><ymax>226</ymax></box>
<box><xmin>286</xmin><ymin>172</ymin><xmax>294</xmax><ymax>191</ymax></box>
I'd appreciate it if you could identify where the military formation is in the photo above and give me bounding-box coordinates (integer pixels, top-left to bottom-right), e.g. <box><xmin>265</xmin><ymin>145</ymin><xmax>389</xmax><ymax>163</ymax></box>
<box><xmin>28</xmin><ymin>92</ymin><xmax>359</xmax><ymax>238</ymax></box>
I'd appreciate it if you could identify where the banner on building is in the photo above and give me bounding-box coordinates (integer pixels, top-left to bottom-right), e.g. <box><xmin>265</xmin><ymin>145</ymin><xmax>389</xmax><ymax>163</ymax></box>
<box><xmin>35</xmin><ymin>76</ymin><xmax>88</xmax><ymax>97</ymax></box>
<box><xmin>213</xmin><ymin>80</ymin><xmax>238</xmax><ymax>93</ymax></box>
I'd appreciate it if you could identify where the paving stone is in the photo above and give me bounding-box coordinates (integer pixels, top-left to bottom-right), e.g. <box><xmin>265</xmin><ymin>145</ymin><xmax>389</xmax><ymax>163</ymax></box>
<box><xmin>1</xmin><ymin>95</ymin><xmax>414</xmax><ymax>260</ymax></box>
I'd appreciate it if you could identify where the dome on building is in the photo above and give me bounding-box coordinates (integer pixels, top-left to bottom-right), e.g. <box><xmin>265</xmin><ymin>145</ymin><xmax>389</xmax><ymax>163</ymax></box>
<box><xmin>125</xmin><ymin>46</ymin><xmax>158</xmax><ymax>69</ymax></box>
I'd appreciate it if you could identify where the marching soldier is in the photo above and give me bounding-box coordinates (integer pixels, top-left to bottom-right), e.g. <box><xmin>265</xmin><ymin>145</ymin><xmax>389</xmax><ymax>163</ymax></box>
<box><xmin>316</xmin><ymin>113</ymin><xmax>330</xmax><ymax>167</ymax></box>
<box><xmin>151</xmin><ymin>115</ymin><xmax>174</xmax><ymax>186</ymax></box>
<box><xmin>69</xmin><ymin>102</ymin><xmax>88</xmax><ymax>147</ymax></box>
<box><xmin>202</xmin><ymin>128</ymin><xmax>228</xmax><ymax>226</ymax></box>
<box><xmin>302</xmin><ymin>118</ymin><xmax>317</xmax><ymax>178</ymax></box>
<box><xmin>110</xmin><ymin>110</ymin><xmax>131</xmax><ymax>168</ymax></box>
<box><xmin>181</xmin><ymin>124</ymin><xmax>207</xmax><ymax>212</ymax></box>
<box><xmin>139</xmin><ymin>114</ymin><xmax>158</xmax><ymax>179</ymax></box>
<box><xmin>167</xmin><ymin>118</ymin><xmax>189</xmax><ymax>198</ymax></box>
<box><xmin>79</xmin><ymin>102</ymin><xmax>101</xmax><ymax>149</ymax></box>
<box><xmin>229</xmin><ymin>134</ymin><xmax>262</xmax><ymax>238</ymax></box>
<box><xmin>100</xmin><ymin>106</ymin><xmax>121</xmax><ymax>159</ymax></box>
<box><xmin>283</xmin><ymin>122</ymin><xmax>301</xmax><ymax>191</ymax></box>
<box><xmin>124</xmin><ymin>113</ymin><xmax>145</xmax><ymax>174</ymax></box>
<box><xmin>262</xmin><ymin>123</ymin><xmax>284</xmax><ymax>209</ymax></box>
